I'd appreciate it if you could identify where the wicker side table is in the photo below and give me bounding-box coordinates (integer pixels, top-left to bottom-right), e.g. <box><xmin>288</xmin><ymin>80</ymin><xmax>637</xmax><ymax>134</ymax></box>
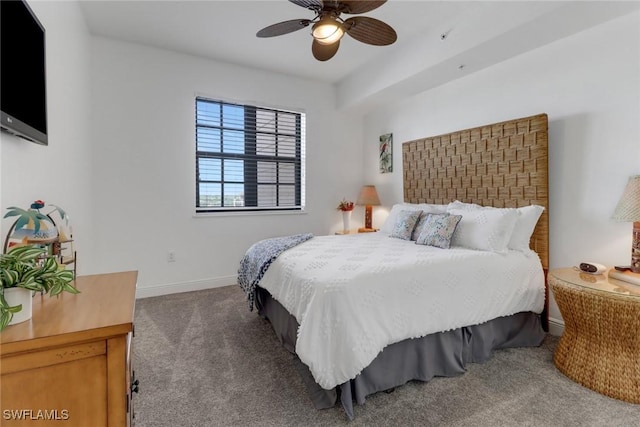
<box><xmin>549</xmin><ymin>268</ymin><xmax>640</xmax><ymax>404</ymax></box>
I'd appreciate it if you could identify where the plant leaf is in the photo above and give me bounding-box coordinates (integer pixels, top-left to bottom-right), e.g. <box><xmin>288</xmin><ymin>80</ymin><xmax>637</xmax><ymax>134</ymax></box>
<box><xmin>21</xmin><ymin>268</ymin><xmax>40</xmax><ymax>283</ymax></box>
<box><xmin>1</xmin><ymin>270</ymin><xmax>19</xmax><ymax>287</ymax></box>
<box><xmin>6</xmin><ymin>303</ymin><xmax>22</xmax><ymax>313</ymax></box>
<box><xmin>57</xmin><ymin>270</ymin><xmax>74</xmax><ymax>281</ymax></box>
<box><xmin>62</xmin><ymin>282</ymin><xmax>80</xmax><ymax>294</ymax></box>
<box><xmin>0</xmin><ymin>293</ymin><xmax>21</xmax><ymax>331</ymax></box>
<box><xmin>0</xmin><ymin>311</ymin><xmax>11</xmax><ymax>331</ymax></box>
<box><xmin>43</xmin><ymin>257</ymin><xmax>58</xmax><ymax>273</ymax></box>
<box><xmin>11</xmin><ymin>246</ymin><xmax>45</xmax><ymax>261</ymax></box>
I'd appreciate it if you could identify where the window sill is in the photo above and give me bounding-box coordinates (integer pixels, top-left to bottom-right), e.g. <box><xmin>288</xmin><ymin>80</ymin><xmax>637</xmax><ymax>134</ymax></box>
<box><xmin>193</xmin><ymin>210</ymin><xmax>308</xmax><ymax>218</ymax></box>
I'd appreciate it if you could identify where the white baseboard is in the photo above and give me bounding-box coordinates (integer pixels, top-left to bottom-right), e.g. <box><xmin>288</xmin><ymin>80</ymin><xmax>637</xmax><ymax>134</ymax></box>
<box><xmin>548</xmin><ymin>316</ymin><xmax>565</xmax><ymax>336</ymax></box>
<box><xmin>136</xmin><ymin>275</ymin><xmax>237</xmax><ymax>299</ymax></box>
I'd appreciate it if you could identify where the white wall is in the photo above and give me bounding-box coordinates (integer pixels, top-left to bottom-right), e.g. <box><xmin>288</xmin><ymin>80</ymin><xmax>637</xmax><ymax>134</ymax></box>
<box><xmin>362</xmin><ymin>11</ymin><xmax>640</xmax><ymax>328</ymax></box>
<box><xmin>89</xmin><ymin>38</ymin><xmax>364</xmax><ymax>296</ymax></box>
<box><xmin>0</xmin><ymin>1</ymin><xmax>93</xmax><ymax>271</ymax></box>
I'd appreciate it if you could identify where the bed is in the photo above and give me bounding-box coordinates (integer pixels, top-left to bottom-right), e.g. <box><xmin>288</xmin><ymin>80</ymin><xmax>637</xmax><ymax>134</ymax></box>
<box><xmin>243</xmin><ymin>113</ymin><xmax>549</xmax><ymax>419</ymax></box>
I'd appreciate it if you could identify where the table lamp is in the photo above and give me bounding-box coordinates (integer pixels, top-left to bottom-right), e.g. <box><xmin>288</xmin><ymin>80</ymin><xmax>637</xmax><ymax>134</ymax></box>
<box><xmin>356</xmin><ymin>185</ymin><xmax>381</xmax><ymax>232</ymax></box>
<box><xmin>612</xmin><ymin>175</ymin><xmax>640</xmax><ymax>273</ymax></box>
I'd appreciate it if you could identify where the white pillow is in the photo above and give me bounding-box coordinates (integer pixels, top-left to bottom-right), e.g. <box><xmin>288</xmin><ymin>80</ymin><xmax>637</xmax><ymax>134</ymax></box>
<box><xmin>380</xmin><ymin>203</ymin><xmax>447</xmax><ymax>234</ymax></box>
<box><xmin>413</xmin><ymin>203</ymin><xmax>448</xmax><ymax>214</ymax></box>
<box><xmin>509</xmin><ymin>205</ymin><xmax>545</xmax><ymax>251</ymax></box>
<box><xmin>448</xmin><ymin>207</ymin><xmax>518</xmax><ymax>253</ymax></box>
<box><xmin>447</xmin><ymin>200</ymin><xmax>480</xmax><ymax>211</ymax></box>
<box><xmin>446</xmin><ymin>200</ymin><xmax>544</xmax><ymax>252</ymax></box>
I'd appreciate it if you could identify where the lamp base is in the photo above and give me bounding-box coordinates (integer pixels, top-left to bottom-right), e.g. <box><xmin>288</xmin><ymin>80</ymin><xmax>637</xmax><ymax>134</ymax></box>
<box><xmin>631</xmin><ymin>221</ymin><xmax>640</xmax><ymax>273</ymax></box>
<box><xmin>357</xmin><ymin>228</ymin><xmax>377</xmax><ymax>233</ymax></box>
<box><xmin>363</xmin><ymin>205</ymin><xmax>373</xmax><ymax>230</ymax></box>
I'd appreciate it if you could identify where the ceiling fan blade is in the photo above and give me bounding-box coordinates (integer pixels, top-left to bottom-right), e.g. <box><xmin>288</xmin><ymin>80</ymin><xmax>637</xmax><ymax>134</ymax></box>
<box><xmin>257</xmin><ymin>19</ymin><xmax>312</xmax><ymax>38</ymax></box>
<box><xmin>312</xmin><ymin>39</ymin><xmax>340</xmax><ymax>61</ymax></box>
<box><xmin>340</xmin><ymin>0</ymin><xmax>387</xmax><ymax>14</ymax></box>
<box><xmin>288</xmin><ymin>0</ymin><xmax>323</xmax><ymax>11</ymax></box>
<box><xmin>344</xmin><ymin>16</ymin><xmax>397</xmax><ymax>46</ymax></box>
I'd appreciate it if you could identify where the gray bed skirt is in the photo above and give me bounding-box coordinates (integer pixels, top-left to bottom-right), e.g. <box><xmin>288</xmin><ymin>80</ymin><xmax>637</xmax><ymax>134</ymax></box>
<box><xmin>255</xmin><ymin>286</ymin><xmax>545</xmax><ymax>420</ymax></box>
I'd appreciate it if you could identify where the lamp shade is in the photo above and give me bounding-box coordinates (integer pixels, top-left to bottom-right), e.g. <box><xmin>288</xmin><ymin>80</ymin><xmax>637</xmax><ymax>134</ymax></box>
<box><xmin>356</xmin><ymin>185</ymin><xmax>381</xmax><ymax>206</ymax></box>
<box><xmin>612</xmin><ymin>175</ymin><xmax>640</xmax><ymax>221</ymax></box>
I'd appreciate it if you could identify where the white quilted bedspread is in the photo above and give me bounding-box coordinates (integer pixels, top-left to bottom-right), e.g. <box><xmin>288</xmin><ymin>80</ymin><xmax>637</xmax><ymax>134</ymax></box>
<box><xmin>259</xmin><ymin>232</ymin><xmax>545</xmax><ymax>389</ymax></box>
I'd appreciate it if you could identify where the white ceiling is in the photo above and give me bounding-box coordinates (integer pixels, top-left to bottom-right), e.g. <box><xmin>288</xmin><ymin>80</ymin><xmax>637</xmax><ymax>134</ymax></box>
<box><xmin>79</xmin><ymin>0</ymin><xmax>479</xmax><ymax>83</ymax></box>
<box><xmin>79</xmin><ymin>1</ymin><xmax>640</xmax><ymax>108</ymax></box>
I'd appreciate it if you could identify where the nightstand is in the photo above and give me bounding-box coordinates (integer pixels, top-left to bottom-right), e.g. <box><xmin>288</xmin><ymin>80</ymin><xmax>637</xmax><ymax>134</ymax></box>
<box><xmin>548</xmin><ymin>268</ymin><xmax>640</xmax><ymax>404</ymax></box>
<box><xmin>335</xmin><ymin>230</ymin><xmax>357</xmax><ymax>235</ymax></box>
<box><xmin>335</xmin><ymin>229</ymin><xmax>378</xmax><ymax>235</ymax></box>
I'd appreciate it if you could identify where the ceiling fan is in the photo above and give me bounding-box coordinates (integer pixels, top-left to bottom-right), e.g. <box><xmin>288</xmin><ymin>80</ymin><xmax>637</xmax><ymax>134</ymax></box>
<box><xmin>256</xmin><ymin>0</ymin><xmax>397</xmax><ymax>61</ymax></box>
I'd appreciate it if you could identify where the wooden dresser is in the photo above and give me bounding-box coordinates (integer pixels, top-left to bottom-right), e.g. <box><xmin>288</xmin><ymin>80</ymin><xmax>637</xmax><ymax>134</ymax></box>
<box><xmin>1</xmin><ymin>271</ymin><xmax>138</xmax><ymax>426</ymax></box>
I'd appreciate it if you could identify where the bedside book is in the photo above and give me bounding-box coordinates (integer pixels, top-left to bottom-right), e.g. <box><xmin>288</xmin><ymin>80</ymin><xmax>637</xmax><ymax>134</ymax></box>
<box><xmin>608</xmin><ymin>269</ymin><xmax>640</xmax><ymax>286</ymax></box>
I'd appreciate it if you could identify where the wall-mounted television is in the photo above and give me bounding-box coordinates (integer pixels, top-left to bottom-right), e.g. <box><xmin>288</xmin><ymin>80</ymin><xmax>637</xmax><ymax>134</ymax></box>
<box><xmin>1</xmin><ymin>0</ymin><xmax>48</xmax><ymax>146</ymax></box>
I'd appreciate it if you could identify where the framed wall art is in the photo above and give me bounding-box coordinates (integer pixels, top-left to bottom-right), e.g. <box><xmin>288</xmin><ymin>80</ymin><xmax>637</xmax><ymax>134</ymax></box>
<box><xmin>379</xmin><ymin>133</ymin><xmax>393</xmax><ymax>173</ymax></box>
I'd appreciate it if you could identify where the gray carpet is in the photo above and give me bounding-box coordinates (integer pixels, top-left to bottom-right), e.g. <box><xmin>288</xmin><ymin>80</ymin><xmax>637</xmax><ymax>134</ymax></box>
<box><xmin>133</xmin><ymin>285</ymin><xmax>640</xmax><ymax>426</ymax></box>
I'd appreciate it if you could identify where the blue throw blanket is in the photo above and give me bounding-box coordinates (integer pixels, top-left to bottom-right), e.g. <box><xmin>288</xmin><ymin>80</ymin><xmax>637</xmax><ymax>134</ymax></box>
<box><xmin>238</xmin><ymin>233</ymin><xmax>313</xmax><ymax>311</ymax></box>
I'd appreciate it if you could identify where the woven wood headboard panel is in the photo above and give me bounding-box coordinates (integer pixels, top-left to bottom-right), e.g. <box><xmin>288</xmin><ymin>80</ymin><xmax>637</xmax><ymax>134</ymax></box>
<box><xmin>402</xmin><ymin>113</ymin><xmax>549</xmax><ymax>269</ymax></box>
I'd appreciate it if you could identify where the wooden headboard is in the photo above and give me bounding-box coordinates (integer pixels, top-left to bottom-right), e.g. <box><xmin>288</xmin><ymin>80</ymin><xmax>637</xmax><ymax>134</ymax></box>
<box><xmin>402</xmin><ymin>113</ymin><xmax>549</xmax><ymax>269</ymax></box>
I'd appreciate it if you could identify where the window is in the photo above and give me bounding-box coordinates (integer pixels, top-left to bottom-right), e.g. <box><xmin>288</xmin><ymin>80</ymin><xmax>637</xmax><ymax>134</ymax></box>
<box><xmin>195</xmin><ymin>97</ymin><xmax>305</xmax><ymax>213</ymax></box>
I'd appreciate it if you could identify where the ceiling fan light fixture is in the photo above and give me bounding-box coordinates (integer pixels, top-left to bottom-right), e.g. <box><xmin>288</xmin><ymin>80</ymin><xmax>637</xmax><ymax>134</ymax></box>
<box><xmin>312</xmin><ymin>16</ymin><xmax>344</xmax><ymax>45</ymax></box>
<box><xmin>257</xmin><ymin>0</ymin><xmax>395</xmax><ymax>61</ymax></box>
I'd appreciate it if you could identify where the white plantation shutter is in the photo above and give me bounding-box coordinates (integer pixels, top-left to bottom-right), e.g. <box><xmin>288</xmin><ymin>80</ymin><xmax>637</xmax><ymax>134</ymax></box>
<box><xmin>196</xmin><ymin>97</ymin><xmax>306</xmax><ymax>212</ymax></box>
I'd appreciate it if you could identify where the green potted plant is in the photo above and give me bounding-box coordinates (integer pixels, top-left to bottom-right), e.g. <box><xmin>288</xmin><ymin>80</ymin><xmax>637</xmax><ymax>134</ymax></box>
<box><xmin>0</xmin><ymin>245</ymin><xmax>79</xmax><ymax>330</ymax></box>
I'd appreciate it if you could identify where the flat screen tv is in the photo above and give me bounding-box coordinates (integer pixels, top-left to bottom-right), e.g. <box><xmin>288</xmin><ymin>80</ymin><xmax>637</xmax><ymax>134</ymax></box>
<box><xmin>1</xmin><ymin>0</ymin><xmax>48</xmax><ymax>146</ymax></box>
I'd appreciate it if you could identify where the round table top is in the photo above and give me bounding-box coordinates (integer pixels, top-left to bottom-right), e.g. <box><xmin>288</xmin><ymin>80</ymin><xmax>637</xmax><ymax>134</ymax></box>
<box><xmin>549</xmin><ymin>267</ymin><xmax>640</xmax><ymax>299</ymax></box>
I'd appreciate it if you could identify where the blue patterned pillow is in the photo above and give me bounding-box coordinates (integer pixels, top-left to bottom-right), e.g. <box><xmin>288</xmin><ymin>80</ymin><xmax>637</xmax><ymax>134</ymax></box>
<box><xmin>411</xmin><ymin>211</ymin><xmax>429</xmax><ymax>241</ymax></box>
<box><xmin>390</xmin><ymin>210</ymin><xmax>422</xmax><ymax>240</ymax></box>
<box><xmin>415</xmin><ymin>213</ymin><xmax>462</xmax><ymax>249</ymax></box>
